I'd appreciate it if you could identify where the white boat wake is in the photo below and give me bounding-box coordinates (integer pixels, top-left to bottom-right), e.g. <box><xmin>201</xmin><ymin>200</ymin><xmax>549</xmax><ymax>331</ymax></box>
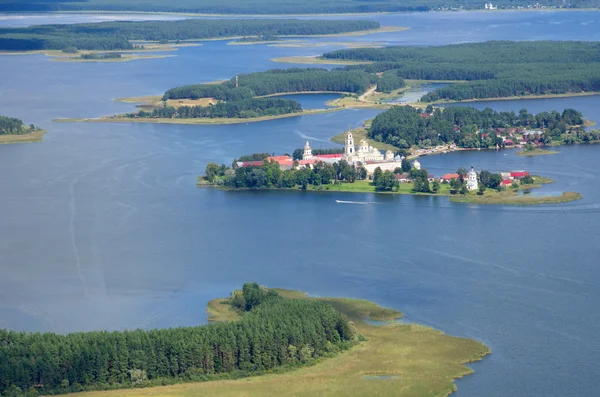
<box><xmin>335</xmin><ymin>200</ymin><xmax>378</xmax><ymax>205</ymax></box>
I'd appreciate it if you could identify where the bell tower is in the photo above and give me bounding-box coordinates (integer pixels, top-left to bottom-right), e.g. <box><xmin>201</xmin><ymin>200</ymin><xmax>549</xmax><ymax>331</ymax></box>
<box><xmin>303</xmin><ymin>141</ymin><xmax>313</xmax><ymax>160</ymax></box>
<box><xmin>344</xmin><ymin>131</ymin><xmax>355</xmax><ymax>157</ymax></box>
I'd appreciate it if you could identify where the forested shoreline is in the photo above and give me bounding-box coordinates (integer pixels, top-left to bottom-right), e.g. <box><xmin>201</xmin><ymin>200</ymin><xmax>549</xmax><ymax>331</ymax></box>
<box><xmin>368</xmin><ymin>105</ymin><xmax>592</xmax><ymax>148</ymax></box>
<box><xmin>0</xmin><ymin>116</ymin><xmax>39</xmax><ymax>136</ymax></box>
<box><xmin>0</xmin><ymin>0</ymin><xmax>595</xmax><ymax>14</ymax></box>
<box><xmin>131</xmin><ymin>98</ymin><xmax>303</xmax><ymax>119</ymax></box>
<box><xmin>0</xmin><ymin>284</ymin><xmax>356</xmax><ymax>397</ymax></box>
<box><xmin>323</xmin><ymin>41</ymin><xmax>600</xmax><ymax>102</ymax></box>
<box><xmin>0</xmin><ymin>19</ymin><xmax>380</xmax><ymax>51</ymax></box>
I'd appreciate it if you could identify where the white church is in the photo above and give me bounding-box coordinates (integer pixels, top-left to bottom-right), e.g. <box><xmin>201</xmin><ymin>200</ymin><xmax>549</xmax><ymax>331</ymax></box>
<box><xmin>302</xmin><ymin>131</ymin><xmax>403</xmax><ymax>175</ymax></box>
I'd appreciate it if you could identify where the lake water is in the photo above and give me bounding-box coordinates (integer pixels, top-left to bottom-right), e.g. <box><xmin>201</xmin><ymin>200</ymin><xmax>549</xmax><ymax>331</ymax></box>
<box><xmin>1</xmin><ymin>10</ymin><xmax>600</xmax><ymax>397</ymax></box>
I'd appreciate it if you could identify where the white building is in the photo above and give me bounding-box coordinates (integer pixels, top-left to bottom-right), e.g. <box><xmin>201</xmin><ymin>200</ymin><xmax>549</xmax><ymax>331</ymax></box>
<box><xmin>340</xmin><ymin>131</ymin><xmax>401</xmax><ymax>175</ymax></box>
<box><xmin>412</xmin><ymin>159</ymin><xmax>421</xmax><ymax>170</ymax></box>
<box><xmin>302</xmin><ymin>140</ymin><xmax>313</xmax><ymax>160</ymax></box>
<box><xmin>466</xmin><ymin>167</ymin><xmax>479</xmax><ymax>191</ymax></box>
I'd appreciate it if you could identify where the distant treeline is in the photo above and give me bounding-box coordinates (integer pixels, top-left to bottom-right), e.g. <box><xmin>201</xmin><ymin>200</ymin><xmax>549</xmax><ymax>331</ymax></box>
<box><xmin>0</xmin><ymin>115</ymin><xmax>36</xmax><ymax>135</ymax></box>
<box><xmin>164</xmin><ymin>68</ymin><xmax>385</xmax><ymax>101</ymax></box>
<box><xmin>130</xmin><ymin>98</ymin><xmax>302</xmax><ymax>119</ymax></box>
<box><xmin>323</xmin><ymin>41</ymin><xmax>600</xmax><ymax>101</ymax></box>
<box><xmin>369</xmin><ymin>105</ymin><xmax>585</xmax><ymax>148</ymax></box>
<box><xmin>80</xmin><ymin>52</ymin><xmax>121</xmax><ymax>59</ymax></box>
<box><xmin>0</xmin><ymin>0</ymin><xmax>593</xmax><ymax>14</ymax></box>
<box><xmin>0</xmin><ymin>19</ymin><xmax>380</xmax><ymax>51</ymax></box>
<box><xmin>0</xmin><ymin>283</ymin><xmax>355</xmax><ymax>396</ymax></box>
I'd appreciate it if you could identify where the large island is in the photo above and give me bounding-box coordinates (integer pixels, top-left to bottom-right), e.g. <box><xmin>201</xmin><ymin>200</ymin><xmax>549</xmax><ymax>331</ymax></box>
<box><xmin>0</xmin><ymin>283</ymin><xmax>490</xmax><ymax>397</ymax></box>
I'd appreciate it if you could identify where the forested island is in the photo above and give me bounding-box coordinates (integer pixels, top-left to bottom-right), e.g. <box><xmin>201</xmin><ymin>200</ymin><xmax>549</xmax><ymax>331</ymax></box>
<box><xmin>0</xmin><ymin>19</ymin><xmax>381</xmax><ymax>51</ymax></box>
<box><xmin>0</xmin><ymin>115</ymin><xmax>45</xmax><ymax>144</ymax></box>
<box><xmin>368</xmin><ymin>105</ymin><xmax>591</xmax><ymax>149</ymax></box>
<box><xmin>200</xmin><ymin>154</ymin><xmax>581</xmax><ymax>205</ymax></box>
<box><xmin>0</xmin><ymin>283</ymin><xmax>491</xmax><ymax>397</ymax></box>
<box><xmin>323</xmin><ymin>41</ymin><xmax>600</xmax><ymax>102</ymax></box>
<box><xmin>0</xmin><ymin>0</ymin><xmax>596</xmax><ymax>14</ymax></box>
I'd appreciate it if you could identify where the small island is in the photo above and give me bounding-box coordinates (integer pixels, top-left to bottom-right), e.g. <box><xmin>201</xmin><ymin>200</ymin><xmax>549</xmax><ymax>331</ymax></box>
<box><xmin>2</xmin><ymin>283</ymin><xmax>490</xmax><ymax>397</ymax></box>
<box><xmin>0</xmin><ymin>115</ymin><xmax>45</xmax><ymax>144</ymax></box>
<box><xmin>199</xmin><ymin>137</ymin><xmax>581</xmax><ymax>205</ymax></box>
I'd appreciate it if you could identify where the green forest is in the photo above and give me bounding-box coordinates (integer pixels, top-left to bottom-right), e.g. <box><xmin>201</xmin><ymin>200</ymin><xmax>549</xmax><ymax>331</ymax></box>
<box><xmin>0</xmin><ymin>116</ymin><xmax>37</xmax><ymax>135</ymax></box>
<box><xmin>0</xmin><ymin>0</ymin><xmax>595</xmax><ymax>14</ymax></box>
<box><xmin>130</xmin><ymin>98</ymin><xmax>303</xmax><ymax>119</ymax></box>
<box><xmin>324</xmin><ymin>41</ymin><xmax>600</xmax><ymax>101</ymax></box>
<box><xmin>368</xmin><ymin>106</ymin><xmax>586</xmax><ymax>148</ymax></box>
<box><xmin>0</xmin><ymin>283</ymin><xmax>355</xmax><ymax>397</ymax></box>
<box><xmin>0</xmin><ymin>19</ymin><xmax>379</xmax><ymax>51</ymax></box>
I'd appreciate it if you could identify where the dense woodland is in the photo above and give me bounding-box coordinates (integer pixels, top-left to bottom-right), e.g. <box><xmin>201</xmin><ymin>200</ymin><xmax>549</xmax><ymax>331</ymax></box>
<box><xmin>0</xmin><ymin>116</ymin><xmax>36</xmax><ymax>135</ymax></box>
<box><xmin>131</xmin><ymin>98</ymin><xmax>302</xmax><ymax>119</ymax></box>
<box><xmin>0</xmin><ymin>0</ymin><xmax>595</xmax><ymax>14</ymax></box>
<box><xmin>369</xmin><ymin>106</ymin><xmax>586</xmax><ymax>148</ymax></box>
<box><xmin>0</xmin><ymin>19</ymin><xmax>379</xmax><ymax>51</ymax></box>
<box><xmin>0</xmin><ymin>283</ymin><xmax>355</xmax><ymax>397</ymax></box>
<box><xmin>324</xmin><ymin>41</ymin><xmax>600</xmax><ymax>101</ymax></box>
<box><xmin>164</xmin><ymin>68</ymin><xmax>382</xmax><ymax>101</ymax></box>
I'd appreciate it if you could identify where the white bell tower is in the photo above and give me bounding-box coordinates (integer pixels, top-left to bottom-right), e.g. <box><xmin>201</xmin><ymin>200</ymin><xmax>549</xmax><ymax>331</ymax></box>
<box><xmin>303</xmin><ymin>141</ymin><xmax>313</xmax><ymax>160</ymax></box>
<box><xmin>344</xmin><ymin>131</ymin><xmax>355</xmax><ymax>158</ymax></box>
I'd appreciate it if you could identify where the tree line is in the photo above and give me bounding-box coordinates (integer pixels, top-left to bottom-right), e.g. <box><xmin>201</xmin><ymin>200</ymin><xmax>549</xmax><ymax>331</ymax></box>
<box><xmin>0</xmin><ymin>116</ymin><xmax>37</xmax><ymax>135</ymax></box>
<box><xmin>130</xmin><ymin>98</ymin><xmax>302</xmax><ymax>120</ymax></box>
<box><xmin>0</xmin><ymin>0</ymin><xmax>591</xmax><ymax>14</ymax></box>
<box><xmin>368</xmin><ymin>105</ymin><xmax>585</xmax><ymax>149</ymax></box>
<box><xmin>323</xmin><ymin>41</ymin><xmax>600</xmax><ymax>101</ymax></box>
<box><xmin>163</xmin><ymin>68</ymin><xmax>392</xmax><ymax>102</ymax></box>
<box><xmin>0</xmin><ymin>283</ymin><xmax>355</xmax><ymax>397</ymax></box>
<box><xmin>0</xmin><ymin>19</ymin><xmax>380</xmax><ymax>51</ymax></box>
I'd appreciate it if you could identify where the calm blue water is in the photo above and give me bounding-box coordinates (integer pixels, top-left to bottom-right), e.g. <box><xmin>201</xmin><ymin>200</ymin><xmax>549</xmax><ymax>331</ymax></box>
<box><xmin>387</xmin><ymin>83</ymin><xmax>448</xmax><ymax>103</ymax></box>
<box><xmin>1</xmin><ymin>11</ymin><xmax>600</xmax><ymax>397</ymax></box>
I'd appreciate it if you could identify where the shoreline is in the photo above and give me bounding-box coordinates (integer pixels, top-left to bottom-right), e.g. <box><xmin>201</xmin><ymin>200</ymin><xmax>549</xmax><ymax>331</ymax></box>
<box><xmin>420</xmin><ymin>91</ymin><xmax>600</xmax><ymax>106</ymax></box>
<box><xmin>199</xmin><ymin>177</ymin><xmax>582</xmax><ymax>206</ymax></box>
<box><xmin>59</xmin><ymin>287</ymin><xmax>490</xmax><ymax>397</ymax></box>
<box><xmin>54</xmin><ymin>108</ymin><xmax>342</xmax><ymax>125</ymax></box>
<box><xmin>0</xmin><ymin>129</ymin><xmax>46</xmax><ymax>144</ymax></box>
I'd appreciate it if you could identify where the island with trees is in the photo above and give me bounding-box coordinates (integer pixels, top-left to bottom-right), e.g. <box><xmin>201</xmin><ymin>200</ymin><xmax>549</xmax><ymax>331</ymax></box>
<box><xmin>199</xmin><ymin>150</ymin><xmax>582</xmax><ymax>205</ymax></box>
<box><xmin>0</xmin><ymin>0</ymin><xmax>596</xmax><ymax>14</ymax></box>
<box><xmin>321</xmin><ymin>41</ymin><xmax>600</xmax><ymax>103</ymax></box>
<box><xmin>0</xmin><ymin>19</ymin><xmax>384</xmax><ymax>52</ymax></box>
<box><xmin>0</xmin><ymin>282</ymin><xmax>490</xmax><ymax>397</ymax></box>
<box><xmin>0</xmin><ymin>115</ymin><xmax>45</xmax><ymax>144</ymax></box>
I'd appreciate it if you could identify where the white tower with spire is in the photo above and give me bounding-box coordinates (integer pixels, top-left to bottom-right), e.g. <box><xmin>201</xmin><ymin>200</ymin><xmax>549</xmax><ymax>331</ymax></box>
<box><xmin>344</xmin><ymin>131</ymin><xmax>355</xmax><ymax>159</ymax></box>
<box><xmin>302</xmin><ymin>141</ymin><xmax>313</xmax><ymax>160</ymax></box>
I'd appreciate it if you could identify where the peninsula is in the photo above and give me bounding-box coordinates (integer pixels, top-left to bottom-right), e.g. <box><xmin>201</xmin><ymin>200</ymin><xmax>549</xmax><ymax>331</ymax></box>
<box><xmin>0</xmin><ymin>115</ymin><xmax>45</xmax><ymax>144</ymax></box>
<box><xmin>1</xmin><ymin>283</ymin><xmax>490</xmax><ymax>397</ymax></box>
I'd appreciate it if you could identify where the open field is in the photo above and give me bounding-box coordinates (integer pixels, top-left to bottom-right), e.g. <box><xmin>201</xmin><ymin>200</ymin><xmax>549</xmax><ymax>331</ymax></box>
<box><xmin>0</xmin><ymin>130</ymin><xmax>45</xmax><ymax>144</ymax></box>
<box><xmin>62</xmin><ymin>288</ymin><xmax>490</xmax><ymax>397</ymax></box>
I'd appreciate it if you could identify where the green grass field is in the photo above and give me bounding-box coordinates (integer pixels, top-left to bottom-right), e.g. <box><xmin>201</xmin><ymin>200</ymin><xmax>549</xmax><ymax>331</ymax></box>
<box><xmin>63</xmin><ymin>289</ymin><xmax>490</xmax><ymax>397</ymax></box>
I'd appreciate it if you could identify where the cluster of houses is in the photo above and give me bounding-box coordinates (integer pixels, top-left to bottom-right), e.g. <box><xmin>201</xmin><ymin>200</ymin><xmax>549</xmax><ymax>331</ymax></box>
<box><xmin>482</xmin><ymin>127</ymin><xmax>545</xmax><ymax>147</ymax></box>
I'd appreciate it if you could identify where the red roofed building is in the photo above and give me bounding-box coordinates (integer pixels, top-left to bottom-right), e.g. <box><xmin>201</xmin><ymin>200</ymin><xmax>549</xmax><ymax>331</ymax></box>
<box><xmin>510</xmin><ymin>171</ymin><xmax>530</xmax><ymax>179</ymax></box>
<box><xmin>314</xmin><ymin>154</ymin><xmax>343</xmax><ymax>160</ymax></box>
<box><xmin>501</xmin><ymin>179</ymin><xmax>513</xmax><ymax>186</ymax></box>
<box><xmin>440</xmin><ymin>173</ymin><xmax>460</xmax><ymax>182</ymax></box>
